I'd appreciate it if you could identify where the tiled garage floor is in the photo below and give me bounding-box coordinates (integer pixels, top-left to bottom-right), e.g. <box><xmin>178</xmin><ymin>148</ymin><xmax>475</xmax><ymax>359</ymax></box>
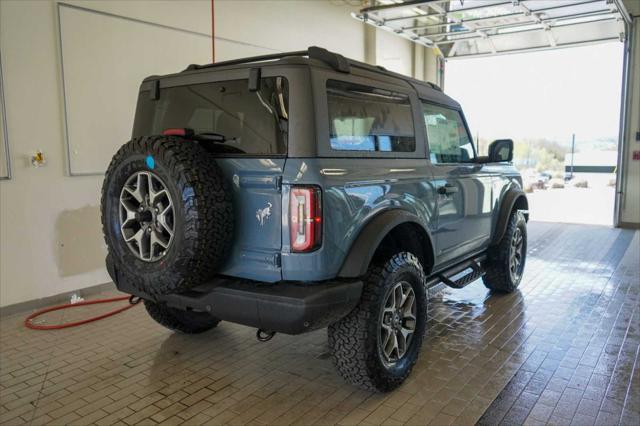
<box><xmin>1</xmin><ymin>222</ymin><xmax>638</xmax><ymax>426</ymax></box>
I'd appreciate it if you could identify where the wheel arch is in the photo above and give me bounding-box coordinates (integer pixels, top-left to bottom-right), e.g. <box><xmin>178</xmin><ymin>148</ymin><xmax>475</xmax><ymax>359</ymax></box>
<box><xmin>492</xmin><ymin>188</ymin><xmax>529</xmax><ymax>246</ymax></box>
<box><xmin>338</xmin><ymin>209</ymin><xmax>435</xmax><ymax>278</ymax></box>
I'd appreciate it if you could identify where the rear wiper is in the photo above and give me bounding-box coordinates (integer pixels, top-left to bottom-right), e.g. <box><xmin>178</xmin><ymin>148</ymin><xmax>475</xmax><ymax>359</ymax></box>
<box><xmin>189</xmin><ymin>132</ymin><xmax>246</xmax><ymax>155</ymax></box>
<box><xmin>193</xmin><ymin>132</ymin><xmax>230</xmax><ymax>143</ymax></box>
<box><xmin>162</xmin><ymin>128</ymin><xmax>236</xmax><ymax>143</ymax></box>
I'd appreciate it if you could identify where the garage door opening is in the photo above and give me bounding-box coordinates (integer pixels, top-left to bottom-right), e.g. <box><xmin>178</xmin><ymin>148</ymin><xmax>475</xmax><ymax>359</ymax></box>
<box><xmin>353</xmin><ymin>0</ymin><xmax>631</xmax><ymax>228</ymax></box>
<box><xmin>446</xmin><ymin>41</ymin><xmax>624</xmax><ymax>226</ymax></box>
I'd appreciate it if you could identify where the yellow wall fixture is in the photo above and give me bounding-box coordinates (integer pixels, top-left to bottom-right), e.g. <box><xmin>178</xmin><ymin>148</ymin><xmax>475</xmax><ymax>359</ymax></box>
<box><xmin>30</xmin><ymin>150</ymin><xmax>46</xmax><ymax>168</ymax></box>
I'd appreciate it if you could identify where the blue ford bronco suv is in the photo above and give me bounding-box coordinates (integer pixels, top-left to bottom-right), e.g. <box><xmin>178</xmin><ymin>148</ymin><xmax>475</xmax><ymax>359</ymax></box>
<box><xmin>101</xmin><ymin>47</ymin><xmax>528</xmax><ymax>392</ymax></box>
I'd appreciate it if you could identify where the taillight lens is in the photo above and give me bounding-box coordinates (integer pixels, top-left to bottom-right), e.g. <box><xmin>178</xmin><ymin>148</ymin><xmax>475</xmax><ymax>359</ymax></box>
<box><xmin>289</xmin><ymin>186</ymin><xmax>322</xmax><ymax>252</ymax></box>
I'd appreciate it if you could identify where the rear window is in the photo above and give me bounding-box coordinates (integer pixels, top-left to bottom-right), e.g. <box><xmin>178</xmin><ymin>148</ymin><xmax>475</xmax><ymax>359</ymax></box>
<box><xmin>326</xmin><ymin>80</ymin><xmax>415</xmax><ymax>153</ymax></box>
<box><xmin>133</xmin><ymin>77</ymin><xmax>288</xmax><ymax>155</ymax></box>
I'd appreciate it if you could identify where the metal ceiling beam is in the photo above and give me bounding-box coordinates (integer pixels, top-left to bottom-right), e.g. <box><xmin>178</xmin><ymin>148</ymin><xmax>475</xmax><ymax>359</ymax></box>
<box><xmin>421</xmin><ymin>9</ymin><xmax>615</xmax><ymax>39</ymax></box>
<box><xmin>401</xmin><ymin>0</ymin><xmax>604</xmax><ymax>31</ymax></box>
<box><xmin>446</xmin><ymin>36</ymin><xmax>621</xmax><ymax>59</ymax></box>
<box><xmin>545</xmin><ymin>28</ymin><xmax>558</xmax><ymax>47</ymax></box>
<box><xmin>403</xmin><ymin>12</ymin><xmax>520</xmax><ymax>30</ymax></box>
<box><xmin>476</xmin><ymin>30</ymin><xmax>498</xmax><ymax>53</ymax></box>
<box><xmin>351</xmin><ymin>11</ymin><xmax>437</xmax><ymax>48</ymax></box>
<box><xmin>438</xmin><ymin>14</ymin><xmax>619</xmax><ymax>46</ymax></box>
<box><xmin>427</xmin><ymin>2</ymin><xmax>447</xmax><ymax>14</ymax></box>
<box><xmin>352</xmin><ymin>6</ymin><xmax>439</xmax><ymax>47</ymax></box>
<box><xmin>373</xmin><ymin>1</ymin><xmax>513</xmax><ymax>24</ymax></box>
<box><xmin>360</xmin><ymin>0</ymin><xmax>449</xmax><ymax>14</ymax></box>
<box><xmin>354</xmin><ymin>0</ymin><xmax>627</xmax><ymax>60</ymax></box>
<box><xmin>612</xmin><ymin>0</ymin><xmax>631</xmax><ymax>24</ymax></box>
<box><xmin>448</xmin><ymin>40</ymin><xmax>460</xmax><ymax>56</ymax></box>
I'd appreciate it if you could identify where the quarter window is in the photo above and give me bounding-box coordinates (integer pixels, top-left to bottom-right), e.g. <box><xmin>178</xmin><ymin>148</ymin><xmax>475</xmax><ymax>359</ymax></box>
<box><xmin>327</xmin><ymin>80</ymin><xmax>415</xmax><ymax>153</ymax></box>
<box><xmin>422</xmin><ymin>103</ymin><xmax>475</xmax><ymax>163</ymax></box>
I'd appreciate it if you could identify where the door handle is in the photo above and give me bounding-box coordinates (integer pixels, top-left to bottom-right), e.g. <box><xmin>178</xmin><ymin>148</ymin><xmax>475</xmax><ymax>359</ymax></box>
<box><xmin>438</xmin><ymin>184</ymin><xmax>458</xmax><ymax>195</ymax></box>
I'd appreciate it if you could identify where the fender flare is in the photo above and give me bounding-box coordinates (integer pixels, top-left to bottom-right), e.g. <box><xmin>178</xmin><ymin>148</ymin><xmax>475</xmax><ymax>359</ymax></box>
<box><xmin>491</xmin><ymin>188</ymin><xmax>529</xmax><ymax>245</ymax></box>
<box><xmin>338</xmin><ymin>209</ymin><xmax>435</xmax><ymax>278</ymax></box>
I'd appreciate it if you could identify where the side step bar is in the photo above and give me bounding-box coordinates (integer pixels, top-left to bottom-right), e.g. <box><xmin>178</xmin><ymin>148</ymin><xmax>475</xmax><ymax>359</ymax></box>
<box><xmin>426</xmin><ymin>255</ymin><xmax>486</xmax><ymax>289</ymax></box>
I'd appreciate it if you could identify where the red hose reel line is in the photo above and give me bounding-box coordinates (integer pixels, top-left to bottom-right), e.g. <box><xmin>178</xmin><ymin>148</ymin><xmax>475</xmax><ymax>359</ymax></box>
<box><xmin>24</xmin><ymin>295</ymin><xmax>140</xmax><ymax>330</ymax></box>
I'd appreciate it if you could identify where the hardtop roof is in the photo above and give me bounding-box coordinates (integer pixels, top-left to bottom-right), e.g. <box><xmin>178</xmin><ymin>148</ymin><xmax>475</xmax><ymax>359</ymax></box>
<box><xmin>143</xmin><ymin>46</ymin><xmax>460</xmax><ymax>109</ymax></box>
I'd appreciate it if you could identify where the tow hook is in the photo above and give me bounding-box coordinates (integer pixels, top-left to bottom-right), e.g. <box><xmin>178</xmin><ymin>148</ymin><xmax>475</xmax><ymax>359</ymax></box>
<box><xmin>256</xmin><ymin>329</ymin><xmax>276</xmax><ymax>342</ymax></box>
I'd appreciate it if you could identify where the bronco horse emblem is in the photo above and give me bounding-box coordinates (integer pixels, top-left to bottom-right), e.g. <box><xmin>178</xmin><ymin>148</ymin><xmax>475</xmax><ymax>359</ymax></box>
<box><xmin>256</xmin><ymin>202</ymin><xmax>273</xmax><ymax>226</ymax></box>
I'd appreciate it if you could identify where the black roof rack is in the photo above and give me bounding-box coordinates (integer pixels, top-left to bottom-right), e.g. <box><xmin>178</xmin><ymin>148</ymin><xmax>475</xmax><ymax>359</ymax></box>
<box><xmin>184</xmin><ymin>46</ymin><xmax>350</xmax><ymax>73</ymax></box>
<box><xmin>182</xmin><ymin>46</ymin><xmax>442</xmax><ymax>92</ymax></box>
<box><xmin>346</xmin><ymin>60</ymin><xmax>442</xmax><ymax>92</ymax></box>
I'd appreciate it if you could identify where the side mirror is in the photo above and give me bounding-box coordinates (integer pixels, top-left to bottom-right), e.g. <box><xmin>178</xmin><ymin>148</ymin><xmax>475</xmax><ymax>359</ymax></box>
<box><xmin>488</xmin><ymin>139</ymin><xmax>514</xmax><ymax>162</ymax></box>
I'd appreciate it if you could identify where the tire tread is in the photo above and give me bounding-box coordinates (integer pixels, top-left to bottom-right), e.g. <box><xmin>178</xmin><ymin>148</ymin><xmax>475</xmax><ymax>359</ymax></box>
<box><xmin>328</xmin><ymin>252</ymin><xmax>426</xmax><ymax>392</ymax></box>
<box><xmin>483</xmin><ymin>211</ymin><xmax>526</xmax><ymax>293</ymax></box>
<box><xmin>101</xmin><ymin>136</ymin><xmax>233</xmax><ymax>296</ymax></box>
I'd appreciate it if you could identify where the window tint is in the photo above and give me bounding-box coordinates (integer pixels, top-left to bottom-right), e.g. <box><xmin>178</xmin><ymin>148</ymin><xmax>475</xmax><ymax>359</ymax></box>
<box><xmin>422</xmin><ymin>103</ymin><xmax>475</xmax><ymax>163</ymax></box>
<box><xmin>133</xmin><ymin>77</ymin><xmax>288</xmax><ymax>155</ymax></box>
<box><xmin>327</xmin><ymin>80</ymin><xmax>415</xmax><ymax>153</ymax></box>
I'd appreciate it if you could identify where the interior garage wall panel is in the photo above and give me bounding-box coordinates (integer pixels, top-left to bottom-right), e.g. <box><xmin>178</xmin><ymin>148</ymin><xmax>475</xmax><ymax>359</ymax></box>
<box><xmin>64</xmin><ymin>0</ymin><xmax>212</xmax><ymax>37</ymax></box>
<box><xmin>58</xmin><ymin>4</ymin><xmax>213</xmax><ymax>175</ymax></box>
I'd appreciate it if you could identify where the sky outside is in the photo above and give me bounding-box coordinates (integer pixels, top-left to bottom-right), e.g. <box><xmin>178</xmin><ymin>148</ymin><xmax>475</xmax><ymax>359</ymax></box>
<box><xmin>445</xmin><ymin>41</ymin><xmax>624</xmax><ymax>145</ymax></box>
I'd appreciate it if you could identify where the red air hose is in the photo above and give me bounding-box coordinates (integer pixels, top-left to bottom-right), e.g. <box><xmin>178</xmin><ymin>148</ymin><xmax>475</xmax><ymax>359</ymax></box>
<box><xmin>24</xmin><ymin>295</ymin><xmax>140</xmax><ymax>330</ymax></box>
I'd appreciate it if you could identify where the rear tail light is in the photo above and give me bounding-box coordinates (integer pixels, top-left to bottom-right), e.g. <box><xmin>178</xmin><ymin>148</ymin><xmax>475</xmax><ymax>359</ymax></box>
<box><xmin>289</xmin><ymin>186</ymin><xmax>322</xmax><ymax>252</ymax></box>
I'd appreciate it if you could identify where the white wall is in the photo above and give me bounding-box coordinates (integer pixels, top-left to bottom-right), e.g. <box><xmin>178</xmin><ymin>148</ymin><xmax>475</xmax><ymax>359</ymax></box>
<box><xmin>0</xmin><ymin>0</ymin><xmax>115</xmax><ymax>308</ymax></box>
<box><xmin>59</xmin><ymin>3</ymin><xmax>214</xmax><ymax>175</ymax></box>
<box><xmin>215</xmin><ymin>0</ymin><xmax>365</xmax><ymax>61</ymax></box>
<box><xmin>0</xmin><ymin>0</ymin><xmax>426</xmax><ymax>307</ymax></box>
<box><xmin>376</xmin><ymin>29</ymin><xmax>414</xmax><ymax>77</ymax></box>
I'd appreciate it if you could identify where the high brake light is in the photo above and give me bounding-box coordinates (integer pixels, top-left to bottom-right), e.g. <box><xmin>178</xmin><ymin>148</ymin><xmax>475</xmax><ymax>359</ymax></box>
<box><xmin>289</xmin><ymin>186</ymin><xmax>322</xmax><ymax>252</ymax></box>
<box><xmin>162</xmin><ymin>128</ymin><xmax>194</xmax><ymax>137</ymax></box>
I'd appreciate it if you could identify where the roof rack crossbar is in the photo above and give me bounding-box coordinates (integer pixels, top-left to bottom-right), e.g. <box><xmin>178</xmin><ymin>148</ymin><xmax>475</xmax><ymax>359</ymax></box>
<box><xmin>185</xmin><ymin>50</ymin><xmax>307</xmax><ymax>71</ymax></box>
<box><xmin>180</xmin><ymin>46</ymin><xmax>442</xmax><ymax>93</ymax></box>
<box><xmin>184</xmin><ymin>46</ymin><xmax>350</xmax><ymax>73</ymax></box>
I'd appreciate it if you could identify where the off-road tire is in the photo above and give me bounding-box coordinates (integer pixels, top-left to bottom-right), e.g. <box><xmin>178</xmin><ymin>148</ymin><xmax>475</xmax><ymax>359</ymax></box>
<box><xmin>483</xmin><ymin>211</ymin><xmax>527</xmax><ymax>293</ymax></box>
<box><xmin>144</xmin><ymin>300</ymin><xmax>220</xmax><ymax>334</ymax></box>
<box><xmin>328</xmin><ymin>252</ymin><xmax>428</xmax><ymax>392</ymax></box>
<box><xmin>101</xmin><ymin>136</ymin><xmax>233</xmax><ymax>296</ymax></box>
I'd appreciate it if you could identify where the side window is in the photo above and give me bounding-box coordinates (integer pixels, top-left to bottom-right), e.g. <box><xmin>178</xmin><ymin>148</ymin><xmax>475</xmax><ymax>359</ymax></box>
<box><xmin>422</xmin><ymin>102</ymin><xmax>475</xmax><ymax>163</ymax></box>
<box><xmin>327</xmin><ymin>80</ymin><xmax>415</xmax><ymax>153</ymax></box>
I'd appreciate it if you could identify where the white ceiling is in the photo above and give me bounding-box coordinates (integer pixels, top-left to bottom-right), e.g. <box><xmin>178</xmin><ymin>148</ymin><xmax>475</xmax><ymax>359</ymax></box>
<box><xmin>353</xmin><ymin>0</ymin><xmax>630</xmax><ymax>59</ymax></box>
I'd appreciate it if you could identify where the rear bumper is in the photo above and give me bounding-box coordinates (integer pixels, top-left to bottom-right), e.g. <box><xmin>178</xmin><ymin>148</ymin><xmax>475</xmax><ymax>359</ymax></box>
<box><xmin>114</xmin><ymin>274</ymin><xmax>362</xmax><ymax>335</ymax></box>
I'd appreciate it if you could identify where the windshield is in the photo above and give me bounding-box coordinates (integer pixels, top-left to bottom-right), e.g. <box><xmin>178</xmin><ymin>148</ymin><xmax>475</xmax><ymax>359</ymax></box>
<box><xmin>133</xmin><ymin>77</ymin><xmax>288</xmax><ymax>155</ymax></box>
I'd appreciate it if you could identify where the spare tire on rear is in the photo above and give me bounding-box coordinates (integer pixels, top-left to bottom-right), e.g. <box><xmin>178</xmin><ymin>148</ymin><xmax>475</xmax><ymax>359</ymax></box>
<box><xmin>101</xmin><ymin>136</ymin><xmax>233</xmax><ymax>296</ymax></box>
